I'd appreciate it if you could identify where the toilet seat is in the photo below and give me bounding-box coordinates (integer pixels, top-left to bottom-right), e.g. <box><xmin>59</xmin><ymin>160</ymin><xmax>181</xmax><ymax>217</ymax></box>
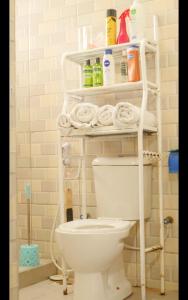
<box><xmin>57</xmin><ymin>219</ymin><xmax>135</xmax><ymax>235</ymax></box>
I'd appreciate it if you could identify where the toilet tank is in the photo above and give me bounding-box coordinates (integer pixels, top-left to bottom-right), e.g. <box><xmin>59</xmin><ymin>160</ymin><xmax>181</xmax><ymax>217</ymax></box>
<box><xmin>92</xmin><ymin>157</ymin><xmax>152</xmax><ymax>220</ymax></box>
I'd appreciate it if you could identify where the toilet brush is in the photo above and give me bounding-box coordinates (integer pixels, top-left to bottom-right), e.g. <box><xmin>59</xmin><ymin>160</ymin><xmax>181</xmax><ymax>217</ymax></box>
<box><xmin>19</xmin><ymin>183</ymin><xmax>40</xmax><ymax>267</ymax></box>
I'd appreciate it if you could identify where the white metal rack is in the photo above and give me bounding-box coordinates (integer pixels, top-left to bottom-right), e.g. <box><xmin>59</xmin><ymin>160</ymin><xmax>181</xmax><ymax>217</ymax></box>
<box><xmin>58</xmin><ymin>15</ymin><xmax>164</xmax><ymax>300</ymax></box>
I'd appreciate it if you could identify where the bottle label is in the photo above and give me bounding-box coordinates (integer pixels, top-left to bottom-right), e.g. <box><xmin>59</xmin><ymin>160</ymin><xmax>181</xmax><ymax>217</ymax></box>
<box><xmin>93</xmin><ymin>67</ymin><xmax>102</xmax><ymax>73</ymax></box>
<box><xmin>131</xmin><ymin>8</ymin><xmax>137</xmax><ymax>16</ymax></box>
<box><xmin>93</xmin><ymin>65</ymin><xmax>103</xmax><ymax>86</ymax></box>
<box><xmin>121</xmin><ymin>62</ymin><xmax>128</xmax><ymax>76</ymax></box>
<box><xmin>104</xmin><ymin>60</ymin><xmax>110</xmax><ymax>67</ymax></box>
<box><xmin>127</xmin><ymin>54</ymin><xmax>134</xmax><ymax>59</ymax></box>
<box><xmin>83</xmin><ymin>68</ymin><xmax>93</xmax><ymax>87</ymax></box>
<box><xmin>106</xmin><ymin>16</ymin><xmax>116</xmax><ymax>45</ymax></box>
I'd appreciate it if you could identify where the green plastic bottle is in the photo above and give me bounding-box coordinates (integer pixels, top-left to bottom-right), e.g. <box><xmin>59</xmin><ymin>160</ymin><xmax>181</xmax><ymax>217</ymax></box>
<box><xmin>93</xmin><ymin>57</ymin><xmax>103</xmax><ymax>87</ymax></box>
<box><xmin>83</xmin><ymin>59</ymin><xmax>93</xmax><ymax>88</ymax></box>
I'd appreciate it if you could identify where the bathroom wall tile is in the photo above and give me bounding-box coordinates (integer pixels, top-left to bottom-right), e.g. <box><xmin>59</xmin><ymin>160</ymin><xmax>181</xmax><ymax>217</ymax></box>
<box><xmin>41</xmin><ymin>180</ymin><xmax>57</xmax><ymax>192</ymax></box>
<box><xmin>169</xmin><ymin>95</ymin><xmax>178</xmax><ymax>109</ymax></box>
<box><xmin>164</xmin><ymin>195</ymin><xmax>178</xmax><ymax>210</ymax></box>
<box><xmin>164</xmin><ymin>253</ymin><xmax>178</xmax><ymax>267</ymax></box>
<box><xmin>10</xmin><ymin>263</ymin><xmax>18</xmax><ymax>288</ymax></box>
<box><xmin>168</xmin><ymin>52</ymin><xmax>178</xmax><ymax>67</ymax></box>
<box><xmin>77</xmin><ymin>1</ymin><xmax>94</xmax><ymax>15</ymax></box>
<box><xmin>31</xmin><ymin>120</ymin><xmax>46</xmax><ymax>131</ymax></box>
<box><xmin>161</xmin><ymin>67</ymin><xmax>178</xmax><ymax>82</ymax></box>
<box><xmin>161</xmin><ymin>81</ymin><xmax>177</xmax><ymax>95</ymax></box>
<box><xmin>162</xmin><ymin>109</ymin><xmax>178</xmax><ymax>124</ymax></box>
<box><xmin>41</xmin><ymin>216</ymin><xmax>54</xmax><ymax>229</ymax></box>
<box><xmin>86</xmin><ymin>141</ymin><xmax>103</xmax><ymax>155</ymax></box>
<box><xmin>159</xmin><ymin>39</ymin><xmax>176</xmax><ymax>53</ymax></box>
<box><xmin>165</xmin><ymin>238</ymin><xmax>178</xmax><ymax>254</ymax></box>
<box><xmin>103</xmin><ymin>141</ymin><xmax>122</xmax><ymax>153</ymax></box>
<box><xmin>94</xmin><ymin>0</ymin><xmax>115</xmax><ymax>11</ymax></box>
<box><xmin>31</xmin><ymin>180</ymin><xmax>42</xmax><ymax>192</ymax></box>
<box><xmin>151</xmin><ymin>265</ymin><xmax>172</xmax><ymax>281</ymax></box>
<box><xmin>159</xmin><ymin>24</ymin><xmax>178</xmax><ymax>40</ymax></box>
<box><xmin>32</xmin><ymin>155</ymin><xmax>58</xmax><ymax>168</ymax></box>
<box><xmin>41</xmin><ymin>144</ymin><xmax>58</xmax><ymax>155</ymax></box>
<box><xmin>172</xmin><ymin>266</ymin><xmax>178</xmax><ymax>282</ymax></box>
<box><xmin>162</xmin><ymin>124</ymin><xmax>178</xmax><ymax>137</ymax></box>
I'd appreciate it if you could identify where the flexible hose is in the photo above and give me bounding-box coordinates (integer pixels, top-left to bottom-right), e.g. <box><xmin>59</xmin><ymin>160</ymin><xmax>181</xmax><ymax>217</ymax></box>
<box><xmin>50</xmin><ymin>201</ymin><xmax>70</xmax><ymax>295</ymax></box>
<box><xmin>50</xmin><ymin>136</ymin><xmax>80</xmax><ymax>294</ymax></box>
<box><xmin>124</xmin><ymin>223</ymin><xmax>171</xmax><ymax>251</ymax></box>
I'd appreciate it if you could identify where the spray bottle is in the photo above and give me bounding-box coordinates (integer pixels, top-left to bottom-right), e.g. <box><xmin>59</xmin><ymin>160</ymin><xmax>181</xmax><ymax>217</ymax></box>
<box><xmin>117</xmin><ymin>9</ymin><xmax>130</xmax><ymax>44</ymax></box>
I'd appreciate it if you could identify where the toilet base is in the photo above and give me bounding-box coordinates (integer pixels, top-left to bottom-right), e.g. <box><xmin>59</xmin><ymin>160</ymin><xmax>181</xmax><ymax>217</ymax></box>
<box><xmin>73</xmin><ymin>254</ymin><xmax>132</xmax><ymax>300</ymax></box>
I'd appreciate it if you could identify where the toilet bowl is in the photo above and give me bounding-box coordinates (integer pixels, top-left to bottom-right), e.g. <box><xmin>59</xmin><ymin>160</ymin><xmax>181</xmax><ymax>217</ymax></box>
<box><xmin>55</xmin><ymin>219</ymin><xmax>135</xmax><ymax>300</ymax></box>
<box><xmin>55</xmin><ymin>156</ymin><xmax>152</xmax><ymax>300</ymax></box>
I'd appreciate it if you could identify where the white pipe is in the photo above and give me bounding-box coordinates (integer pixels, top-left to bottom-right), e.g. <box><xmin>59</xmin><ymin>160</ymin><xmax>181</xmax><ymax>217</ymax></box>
<box><xmin>124</xmin><ymin>244</ymin><xmax>162</xmax><ymax>253</ymax></box>
<box><xmin>154</xmin><ymin>15</ymin><xmax>165</xmax><ymax>295</ymax></box>
<box><xmin>138</xmin><ymin>39</ymin><xmax>148</xmax><ymax>300</ymax></box>
<box><xmin>57</xmin><ymin>132</ymin><xmax>68</xmax><ymax>293</ymax></box>
<box><xmin>81</xmin><ymin>138</ymin><xmax>87</xmax><ymax>219</ymax></box>
<box><xmin>58</xmin><ymin>132</ymin><xmax>65</xmax><ymax>224</ymax></box>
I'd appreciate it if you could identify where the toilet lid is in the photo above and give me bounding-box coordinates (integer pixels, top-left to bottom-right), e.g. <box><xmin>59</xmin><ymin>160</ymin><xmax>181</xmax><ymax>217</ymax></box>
<box><xmin>56</xmin><ymin>219</ymin><xmax>135</xmax><ymax>234</ymax></box>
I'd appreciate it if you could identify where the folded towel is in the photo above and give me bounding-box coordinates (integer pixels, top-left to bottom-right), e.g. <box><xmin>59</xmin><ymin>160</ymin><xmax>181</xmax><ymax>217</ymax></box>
<box><xmin>57</xmin><ymin>113</ymin><xmax>71</xmax><ymax>128</ymax></box>
<box><xmin>113</xmin><ymin>102</ymin><xmax>140</xmax><ymax>128</ymax></box>
<box><xmin>97</xmin><ymin>105</ymin><xmax>114</xmax><ymax>126</ymax></box>
<box><xmin>70</xmin><ymin>103</ymin><xmax>98</xmax><ymax>129</ymax></box>
<box><xmin>113</xmin><ymin>102</ymin><xmax>156</xmax><ymax>129</ymax></box>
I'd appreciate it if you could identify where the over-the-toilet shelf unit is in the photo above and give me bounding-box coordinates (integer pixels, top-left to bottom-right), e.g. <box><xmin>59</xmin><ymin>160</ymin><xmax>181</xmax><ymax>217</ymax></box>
<box><xmin>58</xmin><ymin>15</ymin><xmax>164</xmax><ymax>300</ymax></box>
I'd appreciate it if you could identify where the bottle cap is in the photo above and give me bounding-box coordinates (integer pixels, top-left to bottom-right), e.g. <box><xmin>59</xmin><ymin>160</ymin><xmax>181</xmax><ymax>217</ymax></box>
<box><xmin>128</xmin><ymin>45</ymin><xmax>139</xmax><ymax>49</ymax></box>
<box><xmin>107</xmin><ymin>9</ymin><xmax>117</xmax><ymax>18</ymax></box>
<box><xmin>86</xmin><ymin>59</ymin><xmax>91</xmax><ymax>65</ymax></box>
<box><xmin>105</xmin><ymin>49</ymin><xmax>112</xmax><ymax>55</ymax></box>
<box><xmin>96</xmin><ymin>57</ymin><xmax>100</xmax><ymax>64</ymax></box>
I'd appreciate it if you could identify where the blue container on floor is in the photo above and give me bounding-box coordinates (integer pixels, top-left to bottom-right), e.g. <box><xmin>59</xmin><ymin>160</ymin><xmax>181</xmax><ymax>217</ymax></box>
<box><xmin>168</xmin><ymin>150</ymin><xmax>179</xmax><ymax>173</ymax></box>
<box><xmin>19</xmin><ymin>244</ymin><xmax>40</xmax><ymax>267</ymax></box>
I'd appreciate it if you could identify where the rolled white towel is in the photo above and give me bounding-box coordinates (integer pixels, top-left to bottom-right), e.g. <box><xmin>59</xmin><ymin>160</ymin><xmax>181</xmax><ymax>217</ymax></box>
<box><xmin>57</xmin><ymin>113</ymin><xmax>71</xmax><ymax>128</ymax></box>
<box><xmin>70</xmin><ymin>103</ymin><xmax>98</xmax><ymax>129</ymax></box>
<box><xmin>113</xmin><ymin>102</ymin><xmax>140</xmax><ymax>128</ymax></box>
<box><xmin>97</xmin><ymin>105</ymin><xmax>114</xmax><ymax>126</ymax></box>
<box><xmin>113</xmin><ymin>102</ymin><xmax>157</xmax><ymax>128</ymax></box>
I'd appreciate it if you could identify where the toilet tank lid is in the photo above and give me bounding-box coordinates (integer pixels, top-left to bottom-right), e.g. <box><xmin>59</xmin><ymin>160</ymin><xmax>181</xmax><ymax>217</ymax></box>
<box><xmin>92</xmin><ymin>157</ymin><xmax>151</xmax><ymax>166</ymax></box>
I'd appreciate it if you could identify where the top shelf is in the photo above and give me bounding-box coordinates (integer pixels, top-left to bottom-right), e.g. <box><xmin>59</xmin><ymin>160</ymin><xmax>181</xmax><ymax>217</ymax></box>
<box><xmin>62</xmin><ymin>40</ymin><xmax>157</xmax><ymax>65</ymax></box>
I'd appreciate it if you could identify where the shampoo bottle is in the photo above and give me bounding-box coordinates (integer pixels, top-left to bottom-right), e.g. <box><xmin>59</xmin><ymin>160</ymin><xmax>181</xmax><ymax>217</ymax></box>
<box><xmin>106</xmin><ymin>9</ymin><xmax>117</xmax><ymax>46</ymax></box>
<box><xmin>129</xmin><ymin>0</ymin><xmax>145</xmax><ymax>41</ymax></box>
<box><xmin>103</xmin><ymin>49</ymin><xmax>115</xmax><ymax>86</ymax></box>
<box><xmin>83</xmin><ymin>59</ymin><xmax>93</xmax><ymax>88</ymax></box>
<box><xmin>127</xmin><ymin>46</ymin><xmax>140</xmax><ymax>82</ymax></box>
<box><xmin>93</xmin><ymin>57</ymin><xmax>103</xmax><ymax>87</ymax></box>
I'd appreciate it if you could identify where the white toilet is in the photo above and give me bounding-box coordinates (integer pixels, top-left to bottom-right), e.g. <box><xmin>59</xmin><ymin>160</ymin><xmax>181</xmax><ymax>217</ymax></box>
<box><xmin>55</xmin><ymin>157</ymin><xmax>152</xmax><ymax>300</ymax></box>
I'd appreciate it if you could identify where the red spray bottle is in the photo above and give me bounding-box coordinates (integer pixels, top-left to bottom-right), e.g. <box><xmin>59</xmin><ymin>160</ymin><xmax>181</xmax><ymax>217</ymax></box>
<box><xmin>117</xmin><ymin>9</ymin><xmax>130</xmax><ymax>44</ymax></box>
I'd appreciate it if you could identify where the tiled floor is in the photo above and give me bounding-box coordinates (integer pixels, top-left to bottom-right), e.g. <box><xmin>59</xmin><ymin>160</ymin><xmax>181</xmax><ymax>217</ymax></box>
<box><xmin>19</xmin><ymin>258</ymin><xmax>51</xmax><ymax>273</ymax></box>
<box><xmin>19</xmin><ymin>280</ymin><xmax>178</xmax><ymax>300</ymax></box>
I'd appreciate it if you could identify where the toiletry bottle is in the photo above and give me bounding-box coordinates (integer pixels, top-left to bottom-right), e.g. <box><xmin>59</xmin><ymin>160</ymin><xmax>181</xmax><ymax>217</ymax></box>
<box><xmin>83</xmin><ymin>59</ymin><xmax>93</xmax><ymax>88</ymax></box>
<box><xmin>117</xmin><ymin>9</ymin><xmax>130</xmax><ymax>44</ymax></box>
<box><xmin>120</xmin><ymin>50</ymin><xmax>128</xmax><ymax>82</ymax></box>
<box><xmin>93</xmin><ymin>57</ymin><xmax>103</xmax><ymax>87</ymax></box>
<box><xmin>103</xmin><ymin>49</ymin><xmax>115</xmax><ymax>86</ymax></box>
<box><xmin>129</xmin><ymin>0</ymin><xmax>145</xmax><ymax>41</ymax></box>
<box><xmin>127</xmin><ymin>45</ymin><xmax>140</xmax><ymax>82</ymax></box>
<box><xmin>106</xmin><ymin>9</ymin><xmax>117</xmax><ymax>46</ymax></box>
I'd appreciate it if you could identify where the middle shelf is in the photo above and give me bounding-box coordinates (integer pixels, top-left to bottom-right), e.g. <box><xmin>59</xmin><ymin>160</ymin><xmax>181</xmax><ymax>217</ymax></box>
<box><xmin>66</xmin><ymin>81</ymin><xmax>158</xmax><ymax>97</ymax></box>
<box><xmin>60</xmin><ymin>125</ymin><xmax>157</xmax><ymax>138</ymax></box>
